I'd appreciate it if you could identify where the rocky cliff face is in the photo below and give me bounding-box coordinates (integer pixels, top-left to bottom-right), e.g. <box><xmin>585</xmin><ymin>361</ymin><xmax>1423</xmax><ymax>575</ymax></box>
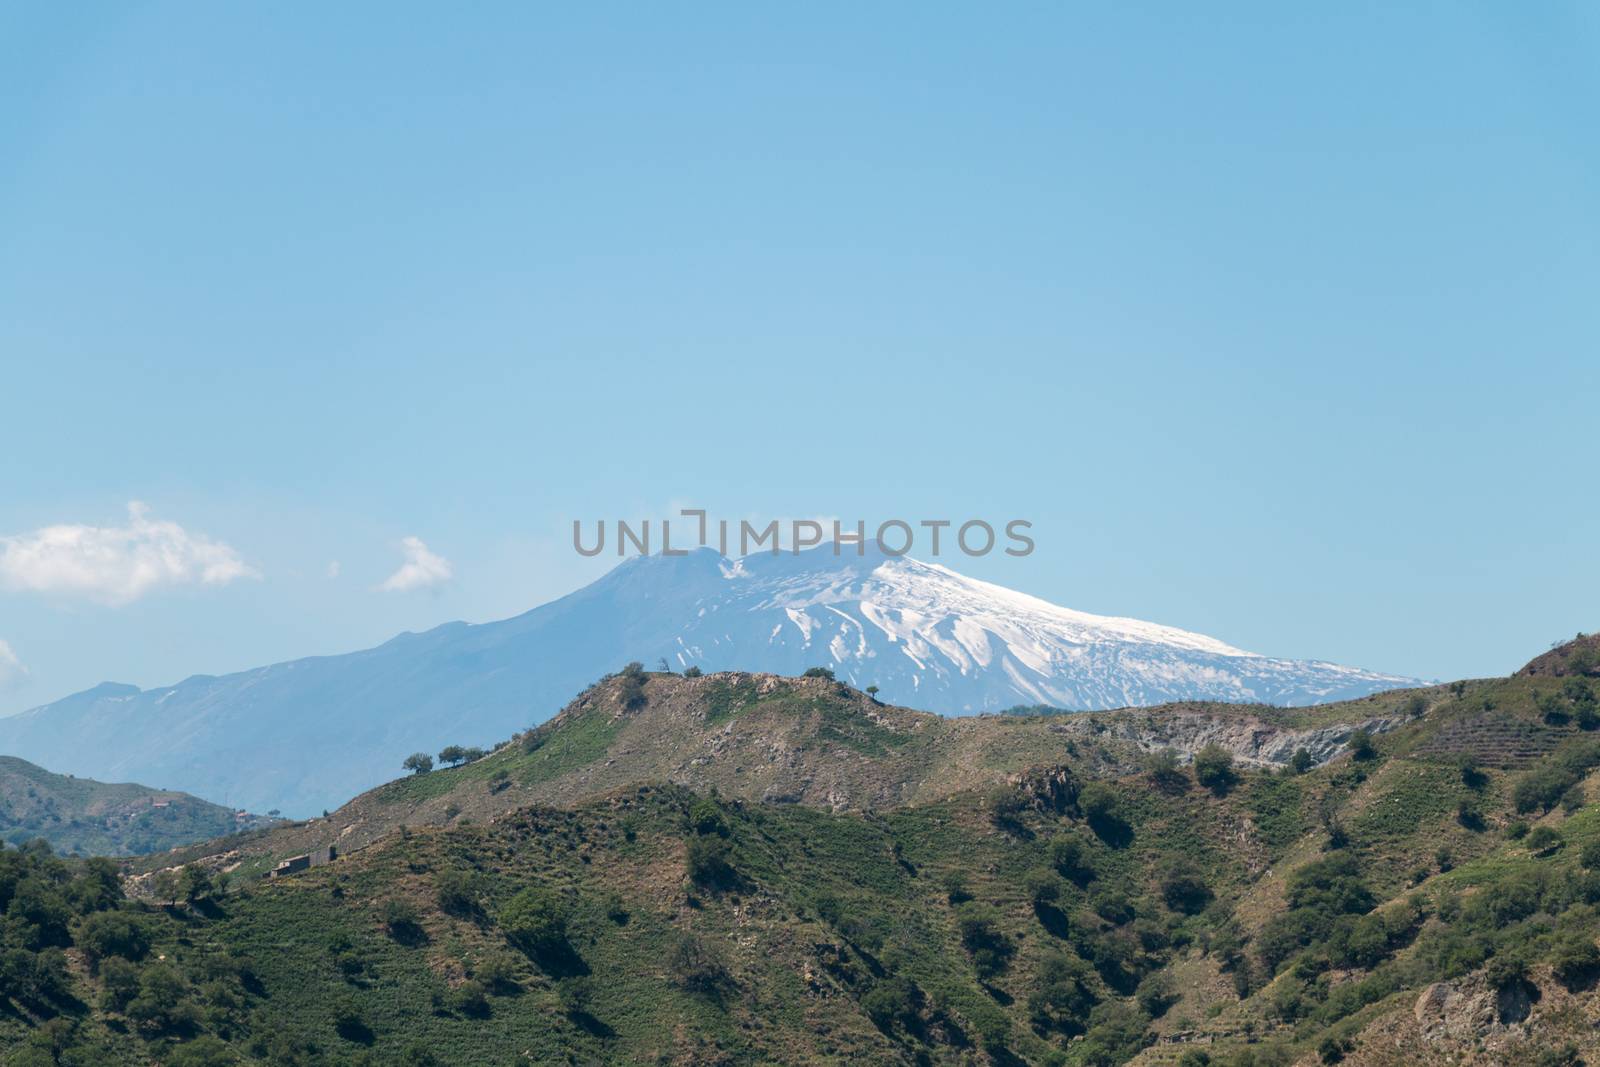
<box><xmin>1064</xmin><ymin>707</ymin><xmax>1412</xmax><ymax>768</ymax></box>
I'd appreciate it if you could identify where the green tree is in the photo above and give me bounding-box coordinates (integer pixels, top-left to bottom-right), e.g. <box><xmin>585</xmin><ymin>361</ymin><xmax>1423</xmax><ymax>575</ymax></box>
<box><xmin>403</xmin><ymin>752</ymin><xmax>434</xmax><ymax>775</ymax></box>
<box><xmin>77</xmin><ymin>910</ymin><xmax>151</xmax><ymax>963</ymax></box>
<box><xmin>179</xmin><ymin>863</ymin><xmax>214</xmax><ymax>904</ymax></box>
<box><xmin>99</xmin><ymin>956</ymin><xmax>142</xmax><ymax>1012</ymax></box>
<box><xmin>1028</xmin><ymin>951</ymin><xmax>1098</xmax><ymax>1034</ymax></box>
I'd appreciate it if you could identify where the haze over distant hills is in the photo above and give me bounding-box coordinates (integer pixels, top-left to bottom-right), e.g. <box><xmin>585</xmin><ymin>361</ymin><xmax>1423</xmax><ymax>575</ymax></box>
<box><xmin>0</xmin><ymin>547</ymin><xmax>1418</xmax><ymax>815</ymax></box>
<box><xmin>0</xmin><ymin>755</ymin><xmax>271</xmax><ymax>856</ymax></box>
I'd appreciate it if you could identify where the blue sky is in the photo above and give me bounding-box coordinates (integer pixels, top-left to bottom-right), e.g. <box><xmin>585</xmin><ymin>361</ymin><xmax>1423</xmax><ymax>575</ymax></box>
<box><xmin>1</xmin><ymin>3</ymin><xmax>1597</xmax><ymax>712</ymax></box>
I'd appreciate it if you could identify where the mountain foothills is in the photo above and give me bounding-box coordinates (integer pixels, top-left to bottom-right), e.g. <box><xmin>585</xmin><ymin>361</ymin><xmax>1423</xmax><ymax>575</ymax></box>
<box><xmin>0</xmin><ymin>549</ymin><xmax>1418</xmax><ymax>816</ymax></box>
<box><xmin>2</xmin><ymin>636</ymin><xmax>1599</xmax><ymax>1065</ymax></box>
<box><xmin>0</xmin><ymin>757</ymin><xmax>272</xmax><ymax>857</ymax></box>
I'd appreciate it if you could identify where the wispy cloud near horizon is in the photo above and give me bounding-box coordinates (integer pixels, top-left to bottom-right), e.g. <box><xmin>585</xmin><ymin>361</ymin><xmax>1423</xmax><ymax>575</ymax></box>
<box><xmin>0</xmin><ymin>502</ymin><xmax>258</xmax><ymax>605</ymax></box>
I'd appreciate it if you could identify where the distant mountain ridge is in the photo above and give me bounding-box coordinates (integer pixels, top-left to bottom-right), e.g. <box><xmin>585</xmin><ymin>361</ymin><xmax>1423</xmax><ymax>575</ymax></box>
<box><xmin>0</xmin><ymin>547</ymin><xmax>1419</xmax><ymax>816</ymax></box>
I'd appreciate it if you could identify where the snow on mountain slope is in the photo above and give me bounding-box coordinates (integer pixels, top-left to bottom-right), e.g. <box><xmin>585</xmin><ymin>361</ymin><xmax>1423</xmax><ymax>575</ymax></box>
<box><xmin>654</xmin><ymin>548</ymin><xmax>1414</xmax><ymax>711</ymax></box>
<box><xmin>0</xmin><ymin>547</ymin><xmax>1419</xmax><ymax>815</ymax></box>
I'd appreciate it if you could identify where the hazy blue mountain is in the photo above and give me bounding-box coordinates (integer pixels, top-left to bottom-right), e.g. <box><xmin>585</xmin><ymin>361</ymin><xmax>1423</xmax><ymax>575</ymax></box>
<box><xmin>0</xmin><ymin>547</ymin><xmax>1418</xmax><ymax>815</ymax></box>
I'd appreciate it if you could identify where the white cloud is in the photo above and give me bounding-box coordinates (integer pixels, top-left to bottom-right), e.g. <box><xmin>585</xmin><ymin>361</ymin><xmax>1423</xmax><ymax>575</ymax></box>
<box><xmin>0</xmin><ymin>502</ymin><xmax>258</xmax><ymax>605</ymax></box>
<box><xmin>0</xmin><ymin>640</ymin><xmax>25</xmax><ymax>690</ymax></box>
<box><xmin>377</xmin><ymin>536</ymin><xmax>452</xmax><ymax>592</ymax></box>
<box><xmin>326</xmin><ymin>560</ymin><xmax>342</xmax><ymax>579</ymax></box>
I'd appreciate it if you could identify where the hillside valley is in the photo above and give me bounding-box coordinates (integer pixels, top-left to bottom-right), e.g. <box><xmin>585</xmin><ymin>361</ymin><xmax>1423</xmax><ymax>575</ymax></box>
<box><xmin>0</xmin><ymin>756</ymin><xmax>272</xmax><ymax>857</ymax></box>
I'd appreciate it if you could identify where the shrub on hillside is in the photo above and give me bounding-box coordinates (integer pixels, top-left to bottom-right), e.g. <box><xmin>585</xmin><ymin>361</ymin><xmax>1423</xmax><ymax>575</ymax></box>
<box><xmin>861</xmin><ymin>975</ymin><xmax>922</xmax><ymax>1032</ymax></box>
<box><xmin>1160</xmin><ymin>861</ymin><xmax>1212</xmax><ymax>915</ymax></box>
<box><xmin>1092</xmin><ymin>890</ymin><xmax>1136</xmax><ymax>926</ymax></box>
<box><xmin>383</xmin><ymin>898</ymin><xmax>423</xmax><ymax>941</ymax></box>
<box><xmin>1022</xmin><ymin>867</ymin><xmax>1061</xmax><ymax>905</ymax></box>
<box><xmin>1136</xmin><ymin>971</ymin><xmax>1178</xmax><ymax>1018</ymax></box>
<box><xmin>1050</xmin><ymin>834</ymin><xmax>1097</xmax><ymax>884</ymax></box>
<box><xmin>1078</xmin><ymin>1000</ymin><xmax>1152</xmax><ymax>1066</ymax></box>
<box><xmin>1513</xmin><ymin>740</ymin><xmax>1600</xmax><ymax>814</ymax></box>
<box><xmin>988</xmin><ymin>787</ymin><xmax>1028</xmax><ymax>834</ymax></box>
<box><xmin>686</xmin><ymin>835</ymin><xmax>737</xmax><ymax>890</ymax></box>
<box><xmin>618</xmin><ymin>661</ymin><xmax>648</xmax><ymax>709</ymax></box>
<box><xmin>1484</xmin><ymin>952</ymin><xmax>1531</xmax><ymax>993</ymax></box>
<box><xmin>1550</xmin><ymin>935</ymin><xmax>1600</xmax><ymax>991</ymax></box>
<box><xmin>668</xmin><ymin>933</ymin><xmax>732</xmax><ymax>995</ymax></box>
<box><xmin>1193</xmin><ymin>745</ymin><xmax>1237</xmax><ymax>794</ymax></box>
<box><xmin>1027</xmin><ymin>951</ymin><xmax>1098</xmax><ymax>1035</ymax></box>
<box><xmin>1077</xmin><ymin>783</ymin><xmax>1132</xmax><ymax>846</ymax></box>
<box><xmin>688</xmin><ymin>798</ymin><xmax>729</xmax><ymax>837</ymax></box>
<box><xmin>435</xmin><ymin>870</ymin><xmax>483</xmax><ymax>918</ymax></box>
<box><xmin>1348</xmin><ymin>730</ymin><xmax>1378</xmax><ymax>761</ymax></box>
<box><xmin>1145</xmin><ymin>749</ymin><xmax>1187</xmax><ymax>791</ymax></box>
<box><xmin>499</xmin><ymin>887</ymin><xmax>569</xmax><ymax>960</ymax></box>
<box><xmin>1525</xmin><ymin>826</ymin><xmax>1563</xmax><ymax>854</ymax></box>
<box><xmin>956</xmin><ymin>902</ymin><xmax>1014</xmax><ymax>978</ymax></box>
<box><xmin>940</xmin><ymin>869</ymin><xmax>973</xmax><ymax>905</ymax></box>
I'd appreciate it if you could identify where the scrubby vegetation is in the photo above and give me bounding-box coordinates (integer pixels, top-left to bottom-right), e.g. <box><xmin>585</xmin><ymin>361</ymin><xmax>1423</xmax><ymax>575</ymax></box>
<box><xmin>3</xmin><ymin>649</ymin><xmax>1600</xmax><ymax>1064</ymax></box>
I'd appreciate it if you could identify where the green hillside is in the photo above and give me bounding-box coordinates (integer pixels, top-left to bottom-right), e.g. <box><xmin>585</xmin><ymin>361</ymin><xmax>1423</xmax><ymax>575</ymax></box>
<box><xmin>0</xmin><ymin>756</ymin><xmax>272</xmax><ymax>857</ymax></box>
<box><xmin>2</xmin><ymin>644</ymin><xmax>1599</xmax><ymax>1065</ymax></box>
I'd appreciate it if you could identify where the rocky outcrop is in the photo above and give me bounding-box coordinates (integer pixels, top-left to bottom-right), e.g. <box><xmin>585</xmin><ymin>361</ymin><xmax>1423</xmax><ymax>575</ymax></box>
<box><xmin>1413</xmin><ymin>978</ymin><xmax>1534</xmax><ymax>1038</ymax></box>
<box><xmin>1011</xmin><ymin>764</ymin><xmax>1079</xmax><ymax>813</ymax></box>
<box><xmin>1058</xmin><ymin>710</ymin><xmax>1405</xmax><ymax>769</ymax></box>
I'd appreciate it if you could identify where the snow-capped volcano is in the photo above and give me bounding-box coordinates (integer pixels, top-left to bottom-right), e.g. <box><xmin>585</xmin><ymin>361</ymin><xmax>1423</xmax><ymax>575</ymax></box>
<box><xmin>644</xmin><ymin>547</ymin><xmax>1414</xmax><ymax>710</ymax></box>
<box><xmin>0</xmin><ymin>547</ymin><xmax>1417</xmax><ymax>815</ymax></box>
